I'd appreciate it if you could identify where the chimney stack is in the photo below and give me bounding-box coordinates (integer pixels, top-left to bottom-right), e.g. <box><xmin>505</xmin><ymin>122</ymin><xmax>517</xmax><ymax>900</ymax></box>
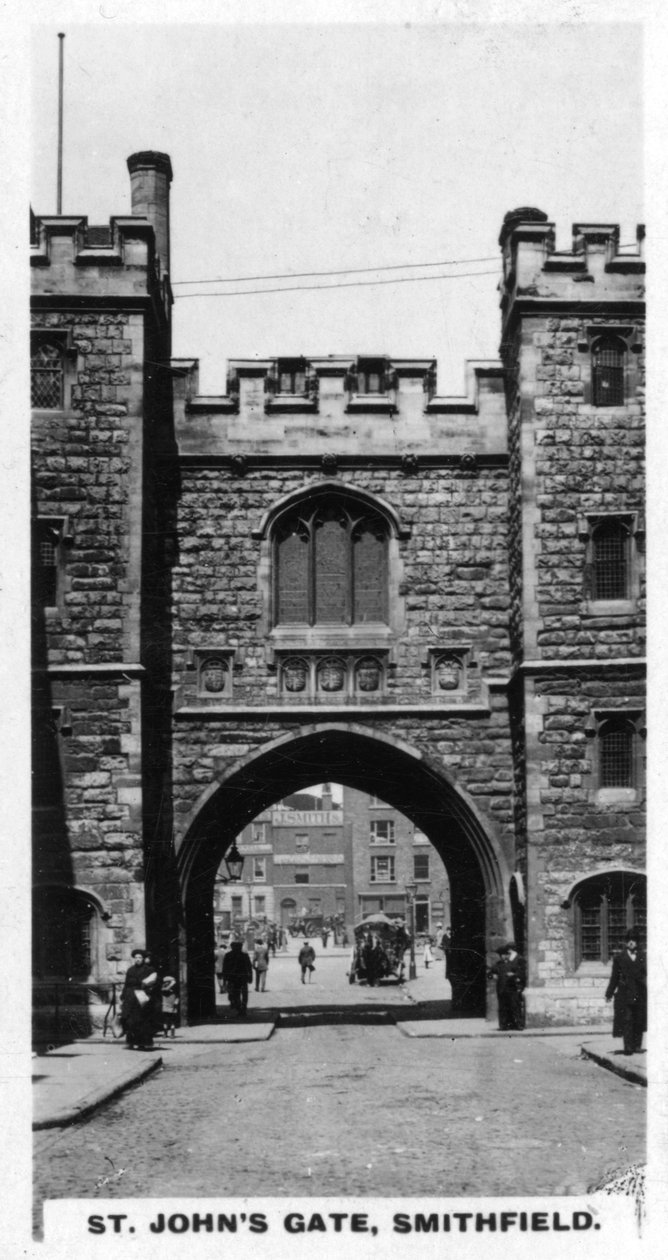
<box><xmin>127</xmin><ymin>151</ymin><xmax>173</xmax><ymax>278</ymax></box>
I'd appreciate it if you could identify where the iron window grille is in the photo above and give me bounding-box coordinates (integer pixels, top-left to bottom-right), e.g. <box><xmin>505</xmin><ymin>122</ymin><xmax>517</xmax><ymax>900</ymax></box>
<box><xmin>592</xmin><ymin>520</ymin><xmax>629</xmax><ymax>600</ymax></box>
<box><xmin>599</xmin><ymin>720</ymin><xmax>634</xmax><ymax>788</ymax></box>
<box><xmin>592</xmin><ymin>336</ymin><xmax>625</xmax><ymax>406</ymax></box>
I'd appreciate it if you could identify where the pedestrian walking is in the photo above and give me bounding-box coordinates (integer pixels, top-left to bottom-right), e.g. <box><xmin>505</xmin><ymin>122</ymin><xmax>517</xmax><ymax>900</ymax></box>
<box><xmin>321</xmin><ymin>927</ymin><xmax>329</xmax><ymax>948</ymax></box>
<box><xmin>120</xmin><ymin>948</ymin><xmax>159</xmax><ymax>1050</ymax></box>
<box><xmin>488</xmin><ymin>941</ymin><xmax>526</xmax><ymax>1030</ymax></box>
<box><xmin>253</xmin><ymin>938</ymin><xmax>270</xmax><ymax>991</ymax></box>
<box><xmin>214</xmin><ymin>943</ymin><xmax>227</xmax><ymax>994</ymax></box>
<box><xmin>298</xmin><ymin>940</ymin><xmax>316</xmax><ymax>983</ymax></box>
<box><xmin>160</xmin><ymin>975</ymin><xmax>179</xmax><ymax>1037</ymax></box>
<box><xmin>423</xmin><ymin>937</ymin><xmax>434</xmax><ymax>969</ymax></box>
<box><xmin>222</xmin><ymin>940</ymin><xmax>253</xmax><ymax>1015</ymax></box>
<box><xmin>605</xmin><ymin>928</ymin><xmax>647</xmax><ymax>1055</ymax></box>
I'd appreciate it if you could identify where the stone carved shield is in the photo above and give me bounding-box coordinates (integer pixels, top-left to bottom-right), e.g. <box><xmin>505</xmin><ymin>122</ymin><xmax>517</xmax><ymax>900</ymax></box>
<box><xmin>283</xmin><ymin>658</ymin><xmax>307</xmax><ymax>693</ymax></box>
<box><xmin>318</xmin><ymin>658</ymin><xmax>345</xmax><ymax>692</ymax></box>
<box><xmin>435</xmin><ymin>657</ymin><xmax>461</xmax><ymax>690</ymax></box>
<box><xmin>356</xmin><ymin>657</ymin><xmax>381</xmax><ymax>692</ymax></box>
<box><xmin>202</xmin><ymin>658</ymin><xmax>227</xmax><ymax>693</ymax></box>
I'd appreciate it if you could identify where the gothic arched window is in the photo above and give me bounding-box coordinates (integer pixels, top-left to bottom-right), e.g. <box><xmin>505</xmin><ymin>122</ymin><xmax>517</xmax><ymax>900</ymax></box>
<box><xmin>274</xmin><ymin>497</ymin><xmax>389</xmax><ymax>627</ymax></box>
<box><xmin>592</xmin><ymin>335</ymin><xmax>625</xmax><ymax>406</ymax></box>
<box><xmin>572</xmin><ymin>872</ymin><xmax>645</xmax><ymax>965</ymax></box>
<box><xmin>599</xmin><ymin>717</ymin><xmax>635</xmax><ymax>789</ymax></box>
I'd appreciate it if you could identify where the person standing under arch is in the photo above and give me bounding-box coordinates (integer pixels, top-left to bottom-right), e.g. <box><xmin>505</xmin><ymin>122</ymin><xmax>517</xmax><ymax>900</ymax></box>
<box><xmin>222</xmin><ymin>940</ymin><xmax>253</xmax><ymax>1015</ymax></box>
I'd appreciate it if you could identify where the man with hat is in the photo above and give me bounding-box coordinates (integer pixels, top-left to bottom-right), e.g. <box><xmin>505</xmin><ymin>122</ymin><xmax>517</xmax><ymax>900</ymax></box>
<box><xmin>605</xmin><ymin>928</ymin><xmax>647</xmax><ymax>1055</ymax></box>
<box><xmin>222</xmin><ymin>939</ymin><xmax>253</xmax><ymax>1016</ymax></box>
<box><xmin>488</xmin><ymin>941</ymin><xmax>526</xmax><ymax>1031</ymax></box>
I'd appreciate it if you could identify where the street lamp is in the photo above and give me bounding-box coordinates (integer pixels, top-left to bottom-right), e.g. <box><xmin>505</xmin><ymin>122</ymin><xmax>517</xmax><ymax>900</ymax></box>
<box><xmin>223</xmin><ymin>840</ymin><xmax>245</xmax><ymax>883</ymax></box>
<box><xmin>405</xmin><ymin>881</ymin><xmax>417</xmax><ymax>980</ymax></box>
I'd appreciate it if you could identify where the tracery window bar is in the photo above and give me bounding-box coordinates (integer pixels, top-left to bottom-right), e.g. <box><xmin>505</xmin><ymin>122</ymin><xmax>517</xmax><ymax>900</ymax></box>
<box><xmin>274</xmin><ymin>498</ymin><xmax>389</xmax><ymax>627</ymax></box>
<box><xmin>591</xmin><ymin>519</ymin><xmax>629</xmax><ymax>600</ymax></box>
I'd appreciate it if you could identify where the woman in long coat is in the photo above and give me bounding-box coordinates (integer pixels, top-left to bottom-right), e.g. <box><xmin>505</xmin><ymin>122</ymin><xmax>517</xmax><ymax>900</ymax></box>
<box><xmin>121</xmin><ymin>949</ymin><xmax>159</xmax><ymax>1049</ymax></box>
<box><xmin>605</xmin><ymin>928</ymin><xmax>647</xmax><ymax>1055</ymax></box>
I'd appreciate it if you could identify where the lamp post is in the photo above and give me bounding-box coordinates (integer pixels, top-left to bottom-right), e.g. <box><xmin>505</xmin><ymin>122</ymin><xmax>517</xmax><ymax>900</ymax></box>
<box><xmin>219</xmin><ymin>841</ymin><xmax>245</xmax><ymax>940</ymax></box>
<box><xmin>405</xmin><ymin>881</ymin><xmax>417</xmax><ymax>980</ymax></box>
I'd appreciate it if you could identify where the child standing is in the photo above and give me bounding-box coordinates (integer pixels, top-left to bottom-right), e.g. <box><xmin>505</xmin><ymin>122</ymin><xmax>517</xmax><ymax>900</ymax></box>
<box><xmin>423</xmin><ymin>937</ymin><xmax>434</xmax><ymax>970</ymax></box>
<box><xmin>160</xmin><ymin>975</ymin><xmax>179</xmax><ymax>1037</ymax></box>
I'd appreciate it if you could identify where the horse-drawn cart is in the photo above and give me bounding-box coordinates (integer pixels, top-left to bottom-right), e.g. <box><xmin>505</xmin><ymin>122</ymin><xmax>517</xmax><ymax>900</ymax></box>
<box><xmin>348</xmin><ymin>913</ymin><xmax>410</xmax><ymax>985</ymax></box>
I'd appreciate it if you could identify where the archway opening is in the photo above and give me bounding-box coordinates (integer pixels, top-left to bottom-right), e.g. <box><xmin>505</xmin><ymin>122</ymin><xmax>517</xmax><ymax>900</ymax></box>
<box><xmin>177</xmin><ymin>727</ymin><xmax>509</xmax><ymax>1022</ymax></box>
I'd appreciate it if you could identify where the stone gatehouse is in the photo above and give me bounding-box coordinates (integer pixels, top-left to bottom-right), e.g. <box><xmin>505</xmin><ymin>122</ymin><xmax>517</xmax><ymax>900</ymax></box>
<box><xmin>31</xmin><ymin>154</ymin><xmax>645</xmax><ymax>1031</ymax></box>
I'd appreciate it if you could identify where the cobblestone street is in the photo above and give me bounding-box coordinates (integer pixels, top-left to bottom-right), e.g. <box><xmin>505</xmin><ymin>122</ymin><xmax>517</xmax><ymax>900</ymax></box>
<box><xmin>34</xmin><ymin>1011</ymin><xmax>645</xmax><ymax>1231</ymax></box>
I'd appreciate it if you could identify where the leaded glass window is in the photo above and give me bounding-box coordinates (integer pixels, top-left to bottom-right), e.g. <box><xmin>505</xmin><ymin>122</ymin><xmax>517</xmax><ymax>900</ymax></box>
<box><xmin>274</xmin><ymin>497</ymin><xmax>389</xmax><ymax>626</ymax></box>
<box><xmin>31</xmin><ymin>341</ymin><xmax>64</xmax><ymax>408</ymax></box>
<box><xmin>573</xmin><ymin>874</ymin><xmax>645</xmax><ymax>965</ymax></box>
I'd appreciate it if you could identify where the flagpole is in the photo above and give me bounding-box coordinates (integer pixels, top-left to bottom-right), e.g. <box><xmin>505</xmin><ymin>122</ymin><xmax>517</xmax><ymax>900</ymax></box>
<box><xmin>57</xmin><ymin>33</ymin><xmax>65</xmax><ymax>213</ymax></box>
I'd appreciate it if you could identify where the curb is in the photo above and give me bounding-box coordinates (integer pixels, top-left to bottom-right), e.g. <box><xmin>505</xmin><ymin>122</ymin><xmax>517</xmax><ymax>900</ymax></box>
<box><xmin>579</xmin><ymin>1045</ymin><xmax>647</xmax><ymax>1087</ymax></box>
<box><xmin>33</xmin><ymin>1055</ymin><xmax>163</xmax><ymax>1130</ymax></box>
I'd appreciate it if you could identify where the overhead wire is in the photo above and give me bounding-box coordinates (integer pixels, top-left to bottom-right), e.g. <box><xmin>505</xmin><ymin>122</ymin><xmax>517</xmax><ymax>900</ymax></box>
<box><xmin>175</xmin><ymin>269</ymin><xmax>500</xmax><ymax>299</ymax></box>
<box><xmin>171</xmin><ymin>254</ymin><xmax>499</xmax><ymax>286</ymax></box>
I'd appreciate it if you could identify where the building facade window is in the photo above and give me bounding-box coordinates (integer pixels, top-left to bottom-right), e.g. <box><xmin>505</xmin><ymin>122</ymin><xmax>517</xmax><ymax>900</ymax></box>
<box><xmin>294</xmin><ymin>869</ymin><xmax>310</xmax><ymax>884</ymax></box>
<box><xmin>370</xmin><ymin>855</ymin><xmax>396</xmax><ymax>883</ymax></box>
<box><xmin>33</xmin><ymin>518</ymin><xmax>67</xmax><ymax>610</ymax></box>
<box><xmin>31</xmin><ymin>339</ymin><xmax>65</xmax><ymax>409</ymax></box>
<box><xmin>572</xmin><ymin>872</ymin><xmax>645</xmax><ymax>966</ymax></box>
<box><xmin>414</xmin><ymin>853</ymin><xmax>430</xmax><ymax>881</ymax></box>
<box><xmin>599</xmin><ymin>719</ymin><xmax>634</xmax><ymax>788</ymax></box>
<box><xmin>277</xmin><ymin>358</ymin><xmax>307</xmax><ymax>395</ymax></box>
<box><xmin>253</xmin><ymin>896</ymin><xmax>266</xmax><ymax>916</ymax></box>
<box><xmin>370</xmin><ymin>819</ymin><xmax>395</xmax><ymax>844</ymax></box>
<box><xmin>231</xmin><ymin>896</ymin><xmax>243</xmax><ymax>917</ymax></box>
<box><xmin>592</xmin><ymin>335</ymin><xmax>625</xmax><ymax>406</ymax></box>
<box><xmin>33</xmin><ymin>887</ymin><xmax>97</xmax><ymax>980</ymax></box>
<box><xmin>252</xmin><ymin>823</ymin><xmax>267</xmax><ymax>844</ymax></box>
<box><xmin>591</xmin><ymin>519</ymin><xmax>629</xmax><ymax>600</ymax></box>
<box><xmin>252</xmin><ymin>857</ymin><xmax>267</xmax><ymax>882</ymax></box>
<box><xmin>294</xmin><ymin>834</ymin><xmax>310</xmax><ymax>851</ymax></box>
<box><xmin>274</xmin><ymin>497</ymin><xmax>388</xmax><ymax>627</ymax></box>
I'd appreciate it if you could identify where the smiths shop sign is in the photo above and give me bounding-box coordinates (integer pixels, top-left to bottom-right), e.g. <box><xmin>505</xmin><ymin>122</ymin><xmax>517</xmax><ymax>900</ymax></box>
<box><xmin>272</xmin><ymin>810</ymin><xmax>342</xmax><ymax>826</ymax></box>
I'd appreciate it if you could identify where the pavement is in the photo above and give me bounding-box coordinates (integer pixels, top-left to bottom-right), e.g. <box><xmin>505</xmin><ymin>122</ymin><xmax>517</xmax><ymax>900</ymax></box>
<box><xmin>32</xmin><ymin>943</ymin><xmax>648</xmax><ymax>1128</ymax></box>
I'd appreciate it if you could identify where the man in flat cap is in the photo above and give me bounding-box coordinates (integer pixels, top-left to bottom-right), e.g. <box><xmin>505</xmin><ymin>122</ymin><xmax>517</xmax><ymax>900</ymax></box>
<box><xmin>605</xmin><ymin>928</ymin><xmax>647</xmax><ymax>1055</ymax></box>
<box><xmin>489</xmin><ymin>941</ymin><xmax>526</xmax><ymax>1031</ymax></box>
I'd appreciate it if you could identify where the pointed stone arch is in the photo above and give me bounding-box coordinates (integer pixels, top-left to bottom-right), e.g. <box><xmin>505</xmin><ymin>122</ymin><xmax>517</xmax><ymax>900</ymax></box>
<box><xmin>175</xmin><ymin>723</ymin><xmax>511</xmax><ymax>1021</ymax></box>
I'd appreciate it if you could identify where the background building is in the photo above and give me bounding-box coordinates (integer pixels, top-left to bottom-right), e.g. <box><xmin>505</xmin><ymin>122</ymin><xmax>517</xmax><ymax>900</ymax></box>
<box><xmin>31</xmin><ymin>155</ymin><xmax>645</xmax><ymax>1031</ymax></box>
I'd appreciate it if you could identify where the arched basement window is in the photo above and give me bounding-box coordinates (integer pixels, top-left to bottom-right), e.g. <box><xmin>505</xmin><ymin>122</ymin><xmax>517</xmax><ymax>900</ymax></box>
<box><xmin>591</xmin><ymin>519</ymin><xmax>629</xmax><ymax>600</ymax></box>
<box><xmin>592</xmin><ymin>335</ymin><xmax>625</xmax><ymax>406</ymax></box>
<box><xmin>33</xmin><ymin>887</ymin><xmax>97</xmax><ymax>980</ymax></box>
<box><xmin>274</xmin><ymin>498</ymin><xmax>389</xmax><ymax>626</ymax></box>
<box><xmin>31</xmin><ymin>340</ymin><xmax>64</xmax><ymax>409</ymax></box>
<box><xmin>573</xmin><ymin>872</ymin><xmax>645</xmax><ymax>966</ymax></box>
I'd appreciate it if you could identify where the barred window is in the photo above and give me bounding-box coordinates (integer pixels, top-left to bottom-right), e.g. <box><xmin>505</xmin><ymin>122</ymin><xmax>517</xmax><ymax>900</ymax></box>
<box><xmin>599</xmin><ymin>719</ymin><xmax>634</xmax><ymax>788</ymax></box>
<box><xmin>573</xmin><ymin>873</ymin><xmax>645</xmax><ymax>965</ymax></box>
<box><xmin>592</xmin><ymin>336</ymin><xmax>625</xmax><ymax>406</ymax></box>
<box><xmin>592</xmin><ymin>520</ymin><xmax>628</xmax><ymax>600</ymax></box>
<box><xmin>31</xmin><ymin>340</ymin><xmax>64</xmax><ymax>408</ymax></box>
<box><xmin>274</xmin><ymin>497</ymin><xmax>388</xmax><ymax>626</ymax></box>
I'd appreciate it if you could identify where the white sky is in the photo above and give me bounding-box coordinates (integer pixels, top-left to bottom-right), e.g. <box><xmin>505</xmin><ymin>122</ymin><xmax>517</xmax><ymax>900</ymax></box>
<box><xmin>29</xmin><ymin>10</ymin><xmax>644</xmax><ymax>395</ymax></box>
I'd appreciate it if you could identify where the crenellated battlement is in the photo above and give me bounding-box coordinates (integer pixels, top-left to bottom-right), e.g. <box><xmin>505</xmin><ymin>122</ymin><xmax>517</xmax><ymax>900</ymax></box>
<box><xmin>499</xmin><ymin>207</ymin><xmax>645</xmax><ymax>335</ymax></box>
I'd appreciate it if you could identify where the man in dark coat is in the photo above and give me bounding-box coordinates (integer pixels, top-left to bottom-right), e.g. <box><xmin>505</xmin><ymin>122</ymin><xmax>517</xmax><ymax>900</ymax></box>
<box><xmin>222</xmin><ymin>940</ymin><xmax>253</xmax><ymax>1015</ymax></box>
<box><xmin>489</xmin><ymin>941</ymin><xmax>526</xmax><ymax>1031</ymax></box>
<box><xmin>605</xmin><ymin>928</ymin><xmax>647</xmax><ymax>1054</ymax></box>
<box><xmin>298</xmin><ymin>940</ymin><xmax>316</xmax><ymax>983</ymax></box>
